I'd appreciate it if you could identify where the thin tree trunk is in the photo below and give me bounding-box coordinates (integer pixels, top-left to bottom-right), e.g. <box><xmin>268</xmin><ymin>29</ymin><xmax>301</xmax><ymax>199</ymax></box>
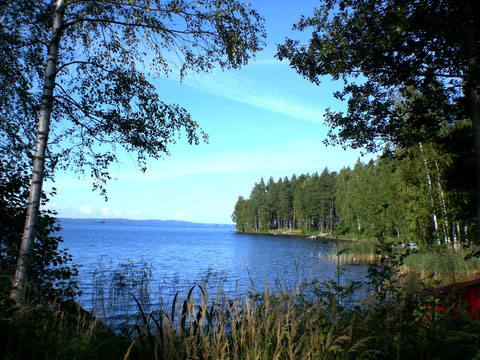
<box><xmin>11</xmin><ymin>0</ymin><xmax>66</xmax><ymax>304</ymax></box>
<box><xmin>432</xmin><ymin>155</ymin><xmax>451</xmax><ymax>246</ymax></box>
<box><xmin>330</xmin><ymin>197</ymin><xmax>335</xmax><ymax>232</ymax></box>
<box><xmin>452</xmin><ymin>223</ymin><xmax>457</xmax><ymax>250</ymax></box>
<box><xmin>463</xmin><ymin>0</ymin><xmax>480</xmax><ymax>245</ymax></box>
<box><xmin>292</xmin><ymin>208</ymin><xmax>296</xmax><ymax>230</ymax></box>
<box><xmin>419</xmin><ymin>142</ymin><xmax>440</xmax><ymax>245</ymax></box>
<box><xmin>457</xmin><ymin>222</ymin><xmax>462</xmax><ymax>246</ymax></box>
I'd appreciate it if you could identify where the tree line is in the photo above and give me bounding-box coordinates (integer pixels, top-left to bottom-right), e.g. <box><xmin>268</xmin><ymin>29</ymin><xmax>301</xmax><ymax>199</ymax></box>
<box><xmin>233</xmin><ymin>140</ymin><xmax>475</xmax><ymax>249</ymax></box>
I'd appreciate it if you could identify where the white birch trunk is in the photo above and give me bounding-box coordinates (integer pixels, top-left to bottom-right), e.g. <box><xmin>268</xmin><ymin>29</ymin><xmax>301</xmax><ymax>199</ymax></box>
<box><xmin>419</xmin><ymin>142</ymin><xmax>440</xmax><ymax>245</ymax></box>
<box><xmin>11</xmin><ymin>0</ymin><xmax>67</xmax><ymax>304</ymax></box>
<box><xmin>432</xmin><ymin>156</ymin><xmax>451</xmax><ymax>246</ymax></box>
<box><xmin>330</xmin><ymin>197</ymin><xmax>335</xmax><ymax>233</ymax></box>
<box><xmin>292</xmin><ymin>208</ymin><xmax>296</xmax><ymax>230</ymax></box>
<box><xmin>452</xmin><ymin>224</ymin><xmax>458</xmax><ymax>250</ymax></box>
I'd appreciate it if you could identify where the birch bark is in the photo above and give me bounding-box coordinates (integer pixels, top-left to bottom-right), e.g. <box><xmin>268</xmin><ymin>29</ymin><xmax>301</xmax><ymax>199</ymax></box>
<box><xmin>418</xmin><ymin>142</ymin><xmax>440</xmax><ymax>245</ymax></box>
<box><xmin>432</xmin><ymin>157</ymin><xmax>451</xmax><ymax>247</ymax></box>
<box><xmin>11</xmin><ymin>0</ymin><xmax>67</xmax><ymax>304</ymax></box>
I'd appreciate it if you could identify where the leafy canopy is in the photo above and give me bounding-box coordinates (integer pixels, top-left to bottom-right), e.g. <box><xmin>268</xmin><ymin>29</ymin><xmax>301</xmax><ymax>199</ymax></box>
<box><xmin>0</xmin><ymin>0</ymin><xmax>265</xmax><ymax>194</ymax></box>
<box><xmin>277</xmin><ymin>0</ymin><xmax>479</xmax><ymax>151</ymax></box>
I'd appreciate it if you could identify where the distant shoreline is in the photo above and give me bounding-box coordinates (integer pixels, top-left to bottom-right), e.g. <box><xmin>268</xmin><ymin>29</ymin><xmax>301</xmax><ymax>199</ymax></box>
<box><xmin>58</xmin><ymin>217</ymin><xmax>235</xmax><ymax>227</ymax></box>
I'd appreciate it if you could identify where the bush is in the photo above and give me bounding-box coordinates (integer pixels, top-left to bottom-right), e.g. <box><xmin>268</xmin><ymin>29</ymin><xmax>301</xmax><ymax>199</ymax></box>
<box><xmin>0</xmin><ymin>160</ymin><xmax>79</xmax><ymax>302</ymax></box>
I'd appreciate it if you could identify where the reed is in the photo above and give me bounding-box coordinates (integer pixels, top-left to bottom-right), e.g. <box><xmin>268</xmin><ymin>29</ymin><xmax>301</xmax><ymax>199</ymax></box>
<box><xmin>3</xmin><ymin>253</ymin><xmax>480</xmax><ymax>360</ymax></box>
<box><xmin>124</xmin><ymin>283</ymin><xmax>376</xmax><ymax>360</ymax></box>
<box><xmin>319</xmin><ymin>239</ymin><xmax>379</xmax><ymax>265</ymax></box>
<box><xmin>333</xmin><ymin>239</ymin><xmax>480</xmax><ymax>287</ymax></box>
<box><xmin>404</xmin><ymin>248</ymin><xmax>480</xmax><ymax>285</ymax></box>
<box><xmin>122</xmin><ymin>272</ymin><xmax>480</xmax><ymax>360</ymax></box>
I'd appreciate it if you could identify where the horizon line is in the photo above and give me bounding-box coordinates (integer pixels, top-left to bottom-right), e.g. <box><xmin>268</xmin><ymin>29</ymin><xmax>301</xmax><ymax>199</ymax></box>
<box><xmin>57</xmin><ymin>217</ymin><xmax>235</xmax><ymax>226</ymax></box>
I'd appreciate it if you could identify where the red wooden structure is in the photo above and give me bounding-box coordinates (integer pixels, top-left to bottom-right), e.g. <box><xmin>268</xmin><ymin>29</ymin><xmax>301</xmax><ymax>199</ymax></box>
<box><xmin>423</xmin><ymin>279</ymin><xmax>480</xmax><ymax>319</ymax></box>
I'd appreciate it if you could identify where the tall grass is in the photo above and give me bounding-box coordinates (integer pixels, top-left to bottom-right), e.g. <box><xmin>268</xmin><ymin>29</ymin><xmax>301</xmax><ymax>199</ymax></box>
<box><xmin>123</xmin><ymin>284</ymin><xmax>376</xmax><ymax>360</ymax></box>
<box><xmin>92</xmin><ymin>259</ymin><xmax>153</xmax><ymax>327</ymax></box>
<box><xmin>333</xmin><ymin>238</ymin><xmax>480</xmax><ymax>287</ymax></box>
<box><xmin>3</xmin><ymin>250</ymin><xmax>480</xmax><ymax>360</ymax></box>
<box><xmin>335</xmin><ymin>239</ymin><xmax>379</xmax><ymax>265</ymax></box>
<box><xmin>404</xmin><ymin>248</ymin><xmax>480</xmax><ymax>284</ymax></box>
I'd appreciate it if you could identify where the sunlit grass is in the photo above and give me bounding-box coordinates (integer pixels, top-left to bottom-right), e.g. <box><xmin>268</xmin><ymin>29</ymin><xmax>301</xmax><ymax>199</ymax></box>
<box><xmin>3</xmin><ymin>257</ymin><xmax>480</xmax><ymax>360</ymax></box>
<box><xmin>332</xmin><ymin>238</ymin><xmax>480</xmax><ymax>286</ymax></box>
<box><xmin>122</xmin><ymin>284</ymin><xmax>376</xmax><ymax>360</ymax></box>
<box><xmin>404</xmin><ymin>248</ymin><xmax>480</xmax><ymax>284</ymax></box>
<box><xmin>336</xmin><ymin>240</ymin><xmax>379</xmax><ymax>265</ymax></box>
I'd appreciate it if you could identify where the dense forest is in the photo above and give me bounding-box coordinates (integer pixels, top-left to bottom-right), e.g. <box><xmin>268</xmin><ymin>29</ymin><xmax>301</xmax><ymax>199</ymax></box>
<box><xmin>233</xmin><ymin>139</ymin><xmax>476</xmax><ymax>249</ymax></box>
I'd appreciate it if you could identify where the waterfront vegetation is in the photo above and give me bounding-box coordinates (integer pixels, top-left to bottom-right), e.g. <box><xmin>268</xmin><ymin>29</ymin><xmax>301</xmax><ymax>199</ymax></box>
<box><xmin>233</xmin><ymin>143</ymin><xmax>474</xmax><ymax>250</ymax></box>
<box><xmin>1</xmin><ymin>165</ymin><xmax>479</xmax><ymax>358</ymax></box>
<box><xmin>232</xmin><ymin>142</ymin><xmax>480</xmax><ymax>285</ymax></box>
<box><xmin>2</xmin><ymin>243</ymin><xmax>480</xmax><ymax>360</ymax></box>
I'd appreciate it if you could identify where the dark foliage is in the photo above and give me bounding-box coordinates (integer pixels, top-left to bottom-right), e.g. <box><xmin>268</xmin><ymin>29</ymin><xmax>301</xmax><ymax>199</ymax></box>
<box><xmin>0</xmin><ymin>159</ymin><xmax>80</xmax><ymax>301</ymax></box>
<box><xmin>277</xmin><ymin>0</ymin><xmax>479</xmax><ymax>152</ymax></box>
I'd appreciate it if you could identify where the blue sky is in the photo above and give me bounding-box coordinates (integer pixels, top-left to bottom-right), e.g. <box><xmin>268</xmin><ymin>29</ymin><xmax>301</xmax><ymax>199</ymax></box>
<box><xmin>46</xmin><ymin>0</ymin><xmax>374</xmax><ymax>224</ymax></box>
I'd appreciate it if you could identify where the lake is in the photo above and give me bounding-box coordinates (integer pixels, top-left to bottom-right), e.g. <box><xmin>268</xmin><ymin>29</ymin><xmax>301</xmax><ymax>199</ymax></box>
<box><xmin>58</xmin><ymin>218</ymin><xmax>367</xmax><ymax>320</ymax></box>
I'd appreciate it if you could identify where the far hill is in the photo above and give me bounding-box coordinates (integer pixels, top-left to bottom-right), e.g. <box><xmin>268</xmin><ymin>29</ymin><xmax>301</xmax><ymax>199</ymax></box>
<box><xmin>58</xmin><ymin>218</ymin><xmax>234</xmax><ymax>228</ymax></box>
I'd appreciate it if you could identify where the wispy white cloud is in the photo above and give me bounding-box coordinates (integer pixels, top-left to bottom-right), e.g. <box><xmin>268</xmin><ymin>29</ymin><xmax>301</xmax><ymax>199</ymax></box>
<box><xmin>127</xmin><ymin>209</ymin><xmax>141</xmax><ymax>217</ymax></box>
<box><xmin>79</xmin><ymin>205</ymin><xmax>92</xmax><ymax>215</ymax></box>
<box><xmin>117</xmin><ymin>139</ymin><xmax>360</xmax><ymax>182</ymax></box>
<box><xmin>184</xmin><ymin>66</ymin><xmax>324</xmax><ymax>123</ymax></box>
<box><xmin>173</xmin><ymin>210</ymin><xmax>185</xmax><ymax>220</ymax></box>
<box><xmin>100</xmin><ymin>206</ymin><xmax>122</xmax><ymax>217</ymax></box>
<box><xmin>46</xmin><ymin>202</ymin><xmax>69</xmax><ymax>211</ymax></box>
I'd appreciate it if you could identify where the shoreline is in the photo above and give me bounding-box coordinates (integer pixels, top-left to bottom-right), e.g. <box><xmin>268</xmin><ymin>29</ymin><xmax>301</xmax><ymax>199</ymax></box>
<box><xmin>234</xmin><ymin>230</ymin><xmax>337</xmax><ymax>240</ymax></box>
<box><xmin>234</xmin><ymin>230</ymin><xmax>370</xmax><ymax>243</ymax></box>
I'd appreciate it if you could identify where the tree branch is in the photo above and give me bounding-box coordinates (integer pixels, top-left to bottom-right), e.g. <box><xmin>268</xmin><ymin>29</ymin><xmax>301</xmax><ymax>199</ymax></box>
<box><xmin>63</xmin><ymin>17</ymin><xmax>218</xmax><ymax>39</ymax></box>
<box><xmin>66</xmin><ymin>0</ymin><xmax>198</xmax><ymax>16</ymax></box>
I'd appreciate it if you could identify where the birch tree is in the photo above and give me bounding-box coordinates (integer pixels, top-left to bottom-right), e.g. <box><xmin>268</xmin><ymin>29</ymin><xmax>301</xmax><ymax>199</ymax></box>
<box><xmin>5</xmin><ymin>0</ymin><xmax>265</xmax><ymax>303</ymax></box>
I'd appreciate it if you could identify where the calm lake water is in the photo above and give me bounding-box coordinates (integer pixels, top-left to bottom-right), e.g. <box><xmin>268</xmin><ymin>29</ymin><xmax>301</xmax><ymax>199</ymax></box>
<box><xmin>58</xmin><ymin>218</ymin><xmax>367</xmax><ymax>318</ymax></box>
